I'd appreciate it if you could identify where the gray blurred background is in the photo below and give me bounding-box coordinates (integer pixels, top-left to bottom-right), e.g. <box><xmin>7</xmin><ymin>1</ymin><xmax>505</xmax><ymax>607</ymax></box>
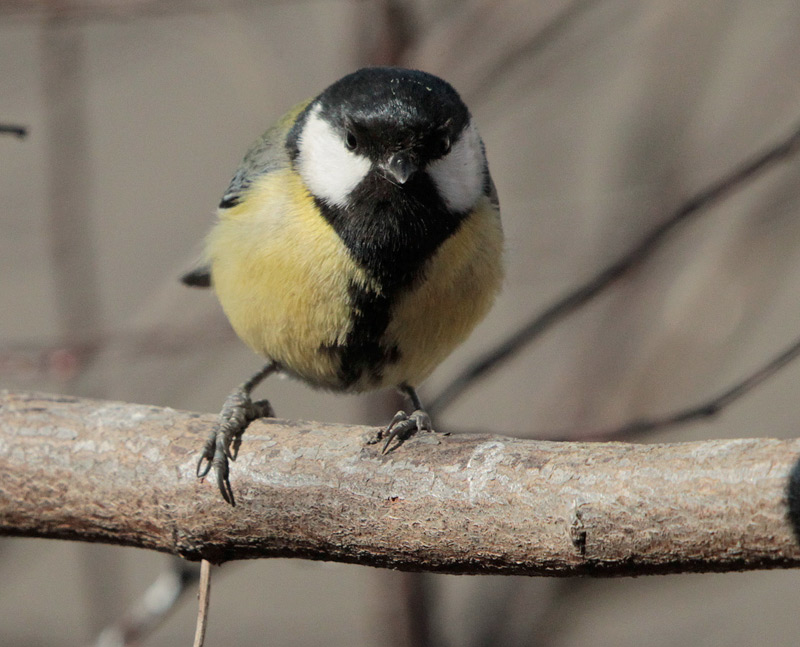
<box><xmin>3</xmin><ymin>1</ymin><xmax>800</xmax><ymax>645</ymax></box>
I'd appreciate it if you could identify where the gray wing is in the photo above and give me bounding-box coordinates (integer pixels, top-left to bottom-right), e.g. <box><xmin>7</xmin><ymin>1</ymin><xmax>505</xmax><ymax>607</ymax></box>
<box><xmin>484</xmin><ymin>170</ymin><xmax>500</xmax><ymax>209</ymax></box>
<box><xmin>182</xmin><ymin>104</ymin><xmax>306</xmax><ymax>288</ymax></box>
<box><xmin>181</xmin><ymin>122</ymin><xmax>292</xmax><ymax>288</ymax></box>
<box><xmin>217</xmin><ymin>122</ymin><xmax>292</xmax><ymax>209</ymax></box>
<box><xmin>479</xmin><ymin>137</ymin><xmax>500</xmax><ymax>209</ymax></box>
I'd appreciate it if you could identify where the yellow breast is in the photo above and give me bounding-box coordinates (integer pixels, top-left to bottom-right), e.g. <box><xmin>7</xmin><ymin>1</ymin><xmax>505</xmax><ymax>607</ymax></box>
<box><xmin>207</xmin><ymin>168</ymin><xmax>375</xmax><ymax>389</ymax></box>
<box><xmin>208</xmin><ymin>170</ymin><xmax>503</xmax><ymax>393</ymax></box>
<box><xmin>381</xmin><ymin>195</ymin><xmax>504</xmax><ymax>388</ymax></box>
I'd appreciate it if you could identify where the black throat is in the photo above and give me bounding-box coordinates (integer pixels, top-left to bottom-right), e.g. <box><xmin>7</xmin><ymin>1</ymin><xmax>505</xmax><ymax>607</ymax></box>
<box><xmin>315</xmin><ymin>170</ymin><xmax>468</xmax><ymax>388</ymax></box>
<box><xmin>319</xmin><ymin>170</ymin><xmax>465</xmax><ymax>291</ymax></box>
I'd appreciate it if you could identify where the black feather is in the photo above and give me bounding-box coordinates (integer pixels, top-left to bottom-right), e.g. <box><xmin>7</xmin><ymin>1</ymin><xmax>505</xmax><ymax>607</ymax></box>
<box><xmin>181</xmin><ymin>266</ymin><xmax>212</xmax><ymax>288</ymax></box>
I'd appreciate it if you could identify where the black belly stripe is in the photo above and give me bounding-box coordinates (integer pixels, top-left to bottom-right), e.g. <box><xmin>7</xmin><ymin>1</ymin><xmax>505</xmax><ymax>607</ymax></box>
<box><xmin>320</xmin><ymin>281</ymin><xmax>399</xmax><ymax>387</ymax></box>
<box><xmin>314</xmin><ymin>171</ymin><xmax>468</xmax><ymax>388</ymax></box>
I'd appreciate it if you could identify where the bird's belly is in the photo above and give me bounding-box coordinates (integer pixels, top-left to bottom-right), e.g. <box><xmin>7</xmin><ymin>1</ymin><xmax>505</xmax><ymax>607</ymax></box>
<box><xmin>208</xmin><ymin>174</ymin><xmax>503</xmax><ymax>393</ymax></box>
<box><xmin>207</xmin><ymin>170</ymin><xmax>377</xmax><ymax>391</ymax></box>
<box><xmin>213</xmin><ymin>244</ymin><xmax>369</xmax><ymax>390</ymax></box>
<box><xmin>381</xmin><ymin>198</ymin><xmax>504</xmax><ymax>388</ymax></box>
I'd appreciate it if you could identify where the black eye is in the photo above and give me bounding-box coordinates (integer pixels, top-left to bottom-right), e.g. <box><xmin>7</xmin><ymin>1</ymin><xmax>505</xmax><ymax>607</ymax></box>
<box><xmin>345</xmin><ymin>130</ymin><xmax>358</xmax><ymax>151</ymax></box>
<box><xmin>439</xmin><ymin>134</ymin><xmax>451</xmax><ymax>156</ymax></box>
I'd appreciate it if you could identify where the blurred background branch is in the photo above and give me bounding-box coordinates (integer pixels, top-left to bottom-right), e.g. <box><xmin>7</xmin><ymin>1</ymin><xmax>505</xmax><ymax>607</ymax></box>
<box><xmin>430</xmin><ymin>120</ymin><xmax>800</xmax><ymax>415</ymax></box>
<box><xmin>0</xmin><ymin>124</ymin><xmax>27</xmax><ymax>137</ymax></box>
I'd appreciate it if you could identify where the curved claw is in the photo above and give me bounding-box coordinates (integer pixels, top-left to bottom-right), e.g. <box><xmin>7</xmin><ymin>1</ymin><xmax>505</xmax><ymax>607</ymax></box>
<box><xmin>218</xmin><ymin>474</ymin><xmax>235</xmax><ymax>506</ymax></box>
<box><xmin>214</xmin><ymin>447</ymin><xmax>235</xmax><ymax>506</ymax></box>
<box><xmin>195</xmin><ymin>385</ymin><xmax>276</xmax><ymax>505</ymax></box>
<box><xmin>196</xmin><ymin>431</ymin><xmax>217</xmax><ymax>478</ymax></box>
<box><xmin>197</xmin><ymin>453</ymin><xmax>213</xmax><ymax>479</ymax></box>
<box><xmin>229</xmin><ymin>436</ymin><xmax>241</xmax><ymax>462</ymax></box>
<box><xmin>381</xmin><ymin>409</ymin><xmax>433</xmax><ymax>454</ymax></box>
<box><xmin>196</xmin><ymin>428</ymin><xmax>237</xmax><ymax>505</ymax></box>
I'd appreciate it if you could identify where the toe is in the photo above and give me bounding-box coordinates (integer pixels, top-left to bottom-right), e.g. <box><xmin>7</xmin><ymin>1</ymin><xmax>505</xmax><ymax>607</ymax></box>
<box><xmin>381</xmin><ymin>418</ymin><xmax>420</xmax><ymax>454</ymax></box>
<box><xmin>196</xmin><ymin>431</ymin><xmax>217</xmax><ymax>478</ymax></box>
<box><xmin>413</xmin><ymin>410</ymin><xmax>432</xmax><ymax>433</ymax></box>
<box><xmin>212</xmin><ymin>440</ymin><xmax>235</xmax><ymax>505</ymax></box>
<box><xmin>379</xmin><ymin>409</ymin><xmax>437</xmax><ymax>453</ymax></box>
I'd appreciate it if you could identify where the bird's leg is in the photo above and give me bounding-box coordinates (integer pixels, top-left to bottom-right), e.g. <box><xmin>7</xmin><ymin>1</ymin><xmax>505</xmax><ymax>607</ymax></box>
<box><xmin>196</xmin><ymin>362</ymin><xmax>277</xmax><ymax>505</ymax></box>
<box><xmin>372</xmin><ymin>384</ymin><xmax>436</xmax><ymax>454</ymax></box>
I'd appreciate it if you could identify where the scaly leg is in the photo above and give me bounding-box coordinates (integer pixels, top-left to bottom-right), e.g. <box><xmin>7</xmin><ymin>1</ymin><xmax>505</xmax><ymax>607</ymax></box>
<box><xmin>196</xmin><ymin>362</ymin><xmax>277</xmax><ymax>505</ymax></box>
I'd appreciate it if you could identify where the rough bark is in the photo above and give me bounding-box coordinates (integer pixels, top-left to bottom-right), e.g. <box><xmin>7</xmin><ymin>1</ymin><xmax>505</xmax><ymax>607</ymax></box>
<box><xmin>2</xmin><ymin>389</ymin><xmax>800</xmax><ymax>576</ymax></box>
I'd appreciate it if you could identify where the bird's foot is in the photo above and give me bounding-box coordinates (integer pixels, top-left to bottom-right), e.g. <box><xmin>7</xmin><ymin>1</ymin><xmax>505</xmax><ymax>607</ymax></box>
<box><xmin>196</xmin><ymin>388</ymin><xmax>274</xmax><ymax>505</ymax></box>
<box><xmin>367</xmin><ymin>409</ymin><xmax>434</xmax><ymax>454</ymax></box>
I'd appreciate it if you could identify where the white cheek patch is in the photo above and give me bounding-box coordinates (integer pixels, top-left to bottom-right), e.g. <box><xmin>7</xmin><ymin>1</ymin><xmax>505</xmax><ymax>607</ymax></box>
<box><xmin>427</xmin><ymin>119</ymin><xmax>485</xmax><ymax>213</ymax></box>
<box><xmin>296</xmin><ymin>106</ymin><xmax>371</xmax><ymax>208</ymax></box>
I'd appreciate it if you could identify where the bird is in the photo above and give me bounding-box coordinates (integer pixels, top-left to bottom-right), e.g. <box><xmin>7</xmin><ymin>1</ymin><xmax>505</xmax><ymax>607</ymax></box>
<box><xmin>183</xmin><ymin>67</ymin><xmax>504</xmax><ymax>504</ymax></box>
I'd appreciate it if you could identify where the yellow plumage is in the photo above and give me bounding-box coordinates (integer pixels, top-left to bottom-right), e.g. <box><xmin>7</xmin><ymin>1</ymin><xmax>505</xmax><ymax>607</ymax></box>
<box><xmin>207</xmin><ymin>167</ymin><xmax>503</xmax><ymax>391</ymax></box>
<box><xmin>190</xmin><ymin>67</ymin><xmax>504</xmax><ymax>503</ymax></box>
<box><xmin>381</xmin><ymin>195</ymin><xmax>503</xmax><ymax>387</ymax></box>
<box><xmin>207</xmin><ymin>167</ymin><xmax>375</xmax><ymax>388</ymax></box>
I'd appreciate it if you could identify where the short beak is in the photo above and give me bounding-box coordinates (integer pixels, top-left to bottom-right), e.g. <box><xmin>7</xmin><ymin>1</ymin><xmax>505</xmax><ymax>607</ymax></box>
<box><xmin>384</xmin><ymin>151</ymin><xmax>418</xmax><ymax>184</ymax></box>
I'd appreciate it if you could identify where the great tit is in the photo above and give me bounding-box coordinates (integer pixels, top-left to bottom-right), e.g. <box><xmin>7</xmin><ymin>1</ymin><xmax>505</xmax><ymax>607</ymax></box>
<box><xmin>184</xmin><ymin>67</ymin><xmax>504</xmax><ymax>504</ymax></box>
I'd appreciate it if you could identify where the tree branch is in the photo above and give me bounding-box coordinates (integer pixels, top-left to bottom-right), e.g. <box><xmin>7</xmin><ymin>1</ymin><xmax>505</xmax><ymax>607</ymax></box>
<box><xmin>2</xmin><ymin>390</ymin><xmax>800</xmax><ymax>576</ymax></box>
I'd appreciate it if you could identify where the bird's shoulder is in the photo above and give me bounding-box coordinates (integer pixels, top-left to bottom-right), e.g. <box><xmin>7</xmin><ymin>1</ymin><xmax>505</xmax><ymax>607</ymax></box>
<box><xmin>182</xmin><ymin>99</ymin><xmax>314</xmax><ymax>288</ymax></box>
<box><xmin>218</xmin><ymin>99</ymin><xmax>312</xmax><ymax>210</ymax></box>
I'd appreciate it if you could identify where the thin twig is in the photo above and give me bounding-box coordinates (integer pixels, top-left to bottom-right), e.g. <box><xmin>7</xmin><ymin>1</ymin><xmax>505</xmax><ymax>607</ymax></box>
<box><xmin>364</xmin><ymin>0</ymin><xmax>415</xmax><ymax>66</ymax></box>
<box><xmin>193</xmin><ymin>560</ymin><xmax>212</xmax><ymax>647</ymax></box>
<box><xmin>0</xmin><ymin>124</ymin><xmax>27</xmax><ymax>137</ymax></box>
<box><xmin>90</xmin><ymin>558</ymin><xmax>200</xmax><ymax>647</ymax></box>
<box><xmin>571</xmin><ymin>330</ymin><xmax>800</xmax><ymax>441</ymax></box>
<box><xmin>470</xmin><ymin>0</ymin><xmax>603</xmax><ymax>100</ymax></box>
<box><xmin>430</xmin><ymin>121</ymin><xmax>800</xmax><ymax>414</ymax></box>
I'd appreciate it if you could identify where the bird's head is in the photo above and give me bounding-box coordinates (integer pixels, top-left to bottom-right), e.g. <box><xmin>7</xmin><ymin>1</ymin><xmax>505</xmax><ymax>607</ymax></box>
<box><xmin>289</xmin><ymin>67</ymin><xmax>487</xmax><ymax>215</ymax></box>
